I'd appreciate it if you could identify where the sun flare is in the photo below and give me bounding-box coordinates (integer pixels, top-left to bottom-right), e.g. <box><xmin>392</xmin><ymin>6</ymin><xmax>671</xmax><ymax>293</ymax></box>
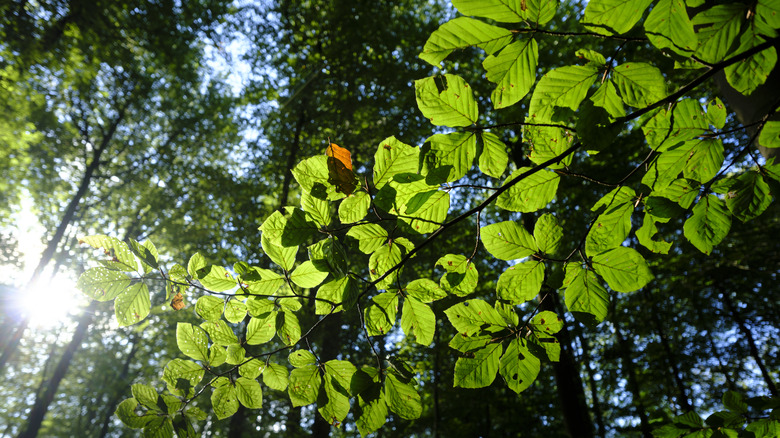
<box><xmin>17</xmin><ymin>277</ymin><xmax>84</xmax><ymax>328</ymax></box>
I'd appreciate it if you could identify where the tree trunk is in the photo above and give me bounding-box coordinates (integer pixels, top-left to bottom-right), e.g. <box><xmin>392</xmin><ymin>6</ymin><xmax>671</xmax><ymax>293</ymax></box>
<box><xmin>278</xmin><ymin>101</ymin><xmax>307</xmax><ymax>210</ymax></box>
<box><xmin>0</xmin><ymin>102</ymin><xmax>128</xmax><ymax>375</ymax></box>
<box><xmin>97</xmin><ymin>333</ymin><xmax>141</xmax><ymax>438</ymax></box>
<box><xmin>614</xmin><ymin>322</ymin><xmax>652</xmax><ymax>438</ymax></box>
<box><xmin>17</xmin><ymin>300</ymin><xmax>99</xmax><ymax>438</ymax></box>
<box><xmin>648</xmin><ymin>304</ymin><xmax>692</xmax><ymax>412</ymax></box>
<box><xmin>540</xmin><ymin>291</ymin><xmax>594</xmax><ymax>438</ymax></box>
<box><xmin>576</xmin><ymin>329</ymin><xmax>606</xmax><ymax>437</ymax></box>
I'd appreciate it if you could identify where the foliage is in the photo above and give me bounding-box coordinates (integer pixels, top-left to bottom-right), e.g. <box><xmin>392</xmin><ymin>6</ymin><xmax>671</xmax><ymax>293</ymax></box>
<box><xmin>66</xmin><ymin>0</ymin><xmax>780</xmax><ymax>436</ymax></box>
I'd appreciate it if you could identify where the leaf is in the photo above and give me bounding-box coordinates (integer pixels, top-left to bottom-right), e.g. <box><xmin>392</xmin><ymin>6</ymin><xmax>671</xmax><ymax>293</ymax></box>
<box><xmin>127</xmin><ymin>238</ymin><xmax>158</xmax><ymax>273</ymax></box>
<box><xmin>262</xmin><ymin>363</ymin><xmax>289</xmax><ymax>391</ymax></box>
<box><xmin>759</xmin><ymin>121</ymin><xmax>780</xmax><ymax>149</ymax></box>
<box><xmin>169</xmin><ymin>292</ymin><xmax>185</xmax><ymax>311</ymax></box>
<box><xmin>323</xmin><ymin>360</ymin><xmax>357</xmax><ymax>393</ymax></box>
<box><xmin>528</xmin><ymin>64</ymin><xmax>599</xmax><ymax>122</ymax></box>
<box><xmin>315</xmin><ymin>275</ymin><xmax>358</xmax><ymax>314</ymax></box>
<box><xmin>534</xmin><ymin>213</ymin><xmax>563</xmax><ymax>255</ymax></box>
<box><xmin>530</xmin><ymin>311</ymin><xmax>564</xmax><ymax>335</ymax></box>
<box><xmin>721</xmin><ymin>171</ymin><xmax>773</xmax><ymax>222</ymax></box>
<box><xmin>401</xmin><ymin>297</ymin><xmax>436</xmax><ymax>346</ymax></box>
<box><xmin>563</xmin><ymin>264</ymin><xmax>609</xmax><ymax>326</ymax></box>
<box><xmin>261</xmin><ymin>234</ymin><xmax>296</xmax><ymax>272</ymax></box>
<box><xmin>611</xmin><ymin>62</ymin><xmax>667</xmax><ymax>107</ymax></box>
<box><xmin>243</xmin><ymin>268</ymin><xmax>285</xmax><ymax>296</ymax></box>
<box><xmin>582</xmin><ymin>0</ymin><xmax>653</xmax><ymax>35</ymax></box>
<box><xmin>436</xmin><ymin>254</ymin><xmax>479</xmax><ymax>297</ymax></box>
<box><xmin>346</xmin><ymin>224</ymin><xmax>388</xmax><ymax>254</ymax></box>
<box><xmin>478</xmin><ymin>132</ymin><xmax>509</xmax><ymax>178</ymax></box>
<box><xmin>277</xmin><ymin>311</ymin><xmax>301</xmax><ymax>346</ymax></box>
<box><xmin>235</xmin><ymin>377</ymin><xmax>263</xmax><ymax>409</ymax></box>
<box><xmin>115</xmin><ymin>282</ymin><xmax>150</xmax><ymax>327</ymax></box>
<box><xmin>292</xmin><ymin>155</ymin><xmax>344</xmax><ymax>201</ymax></box>
<box><xmin>290</xmin><ymin>261</ymin><xmax>329</xmax><ymax>289</ymax></box>
<box><xmin>77</xmin><ymin>267</ymin><xmax>131</xmax><ymax>302</ymax></box>
<box><xmin>404</xmin><ymin>278</ymin><xmax>447</xmax><ymax>303</ymax></box>
<box><xmin>238</xmin><ymin>359</ymin><xmax>263</xmax><ymax>379</ymax></box>
<box><xmin>187</xmin><ymin>253</ymin><xmax>206</xmax><ymax>278</ymax></box>
<box><xmin>444</xmin><ymin>299</ymin><xmax>506</xmax><ymax>336</ymax></box>
<box><xmin>644</xmin><ymin>0</ymin><xmax>697</xmax><ymax>56</ymax></box>
<box><xmin>691</xmin><ymin>4</ymin><xmax>744</xmax><ymax>63</ymax></box>
<box><xmin>162</xmin><ymin>359</ymin><xmax>204</xmax><ymax>397</ymax></box>
<box><xmin>389</xmin><ymin>176</ymin><xmax>450</xmax><ymax>234</ymax></box>
<box><xmin>453</xmin><ymin>343</ymin><xmax>502</xmax><ymax>388</ymax></box>
<box><xmin>707</xmin><ymin>98</ymin><xmax>727</xmax><ymax>130</ymax></box>
<box><xmin>246</xmin><ymin>311</ymin><xmax>277</xmax><ymax>345</ymax></box>
<box><xmin>200</xmin><ymin>320</ymin><xmax>239</xmax><ymax>346</ymax></box>
<box><xmin>590</xmin><ymin>81</ymin><xmax>626</xmax><ymax>119</ymax></box>
<box><xmin>195</xmin><ymin>296</ymin><xmax>223</xmax><ymax>321</ymax></box>
<box><xmin>116</xmin><ymin>398</ymin><xmax>153</xmax><ymax>429</ymax></box>
<box><xmin>338</xmin><ymin>191</ymin><xmax>370</xmax><ymax>224</ymax></box>
<box><xmin>683</xmin><ymin>138</ymin><xmax>724</xmax><ymax>183</ymax></box>
<box><xmin>422</xmin><ymin>131</ymin><xmax>477</xmax><ymax>183</ymax></box>
<box><xmin>451</xmin><ymin>0</ymin><xmax>524</xmax><ymax>22</ymax></box>
<box><xmin>415</xmin><ymin>74</ymin><xmax>479</xmax><ymax>127</ymax></box>
<box><xmin>483</xmin><ymin>38</ymin><xmax>538</xmax><ymax>109</ymax></box>
<box><xmin>142</xmin><ymin>416</ymin><xmax>174</xmax><ymax>438</ymax></box>
<box><xmin>591</xmin><ymin>247</ymin><xmax>653</xmax><ymax>293</ymax></box>
<box><xmin>225</xmin><ymin>344</ymin><xmax>246</xmax><ymax>365</ymax></box>
<box><xmin>208</xmin><ymin>346</ymin><xmax>227</xmax><ymax>368</ymax></box>
<box><xmin>585</xmin><ymin>202</ymin><xmax>633</xmax><ymax>255</ymax></box>
<box><xmin>260</xmin><ymin>208</ymin><xmax>318</xmax><ymax>248</ymax></box>
<box><xmin>308</xmin><ymin>237</ymin><xmax>348</xmax><ymax>276</ymax></box>
<box><xmin>499</xmin><ymin>338</ymin><xmax>541</xmax><ymax>393</ymax></box>
<box><xmin>496</xmin><ymin>261</ymin><xmax>545</xmax><ymax>304</ymax></box>
<box><xmin>364</xmin><ymin>292</ymin><xmax>399</xmax><ymax>336</ymax></box>
<box><xmin>496</xmin><ymin>167</ymin><xmax>560</xmax><ymax>212</ymax></box>
<box><xmin>520</xmin><ymin>0</ymin><xmax>558</xmax><ymax>25</ymax></box>
<box><xmin>384</xmin><ymin>373</ymin><xmax>422</xmax><ymax>420</ymax></box>
<box><xmin>642</xmin><ymin>100</ymin><xmax>708</xmax><ymax>152</ymax></box>
<box><xmin>318</xmin><ymin>374</ymin><xmax>351</xmax><ymax>424</ymax></box>
<box><xmin>524</xmin><ymin>125</ymin><xmax>575</xmax><ymax>168</ymax></box>
<box><xmin>288</xmin><ymin>365</ymin><xmax>321</xmax><ymax>407</ymax></box>
<box><xmin>289</xmin><ymin>349</ymin><xmax>317</xmax><ymax>368</ymax></box>
<box><xmin>481</xmin><ymin>220</ymin><xmax>537</xmax><ymax>260</ymax></box>
<box><xmin>301</xmin><ymin>191</ymin><xmax>331</xmax><ymax>227</ymax></box>
<box><xmin>211</xmin><ymin>378</ymin><xmax>239</xmax><ymax>420</ymax></box>
<box><xmin>684</xmin><ymin>194</ymin><xmax>732</xmax><ymax>254</ymax></box>
<box><xmin>132</xmin><ymin>383</ymin><xmax>160</xmax><ymax>412</ymax></box>
<box><xmin>724</xmin><ymin>27</ymin><xmax>777</xmax><ymax>95</ymax></box>
<box><xmin>636</xmin><ymin>214</ymin><xmax>674</xmax><ymax>254</ymax></box>
<box><xmin>449</xmin><ymin>333</ymin><xmax>493</xmax><ymax>353</ymax></box>
<box><xmin>79</xmin><ymin>235</ymin><xmax>137</xmax><ymax>271</ymax></box>
<box><xmin>642</xmin><ymin>142</ymin><xmax>696</xmax><ymax>191</ymax></box>
<box><xmin>419</xmin><ymin>17</ymin><xmax>513</xmax><ymax>66</ymax></box>
<box><xmin>326</xmin><ymin>143</ymin><xmax>358</xmax><ymax>196</ymax></box>
<box><xmin>369</xmin><ymin>242</ymin><xmax>403</xmax><ymax>290</ymax></box>
<box><xmin>195</xmin><ymin>265</ymin><xmax>237</xmax><ymax>292</ymax></box>
<box><xmin>373</xmin><ymin>136</ymin><xmax>420</xmax><ymax>191</ymax></box>
<box><xmin>223</xmin><ymin>298</ymin><xmax>247</xmax><ymax>324</ymax></box>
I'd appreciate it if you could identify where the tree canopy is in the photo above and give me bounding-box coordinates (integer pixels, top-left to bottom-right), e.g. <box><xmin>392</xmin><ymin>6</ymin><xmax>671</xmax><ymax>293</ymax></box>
<box><xmin>1</xmin><ymin>0</ymin><xmax>779</xmax><ymax>437</ymax></box>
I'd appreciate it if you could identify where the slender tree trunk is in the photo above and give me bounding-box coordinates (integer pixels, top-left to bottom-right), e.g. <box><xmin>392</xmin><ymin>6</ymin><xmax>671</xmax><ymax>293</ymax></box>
<box><xmin>614</xmin><ymin>322</ymin><xmax>652</xmax><ymax>438</ymax></box>
<box><xmin>98</xmin><ymin>333</ymin><xmax>141</xmax><ymax>438</ymax></box>
<box><xmin>17</xmin><ymin>300</ymin><xmax>99</xmax><ymax>438</ymax></box>
<box><xmin>649</xmin><ymin>307</ymin><xmax>692</xmax><ymax>412</ymax></box>
<box><xmin>0</xmin><ymin>103</ymin><xmax>128</xmax><ymax>375</ymax></box>
<box><xmin>278</xmin><ymin>101</ymin><xmax>307</xmax><ymax>210</ymax></box>
<box><xmin>540</xmin><ymin>291</ymin><xmax>594</xmax><ymax>438</ymax></box>
<box><xmin>723</xmin><ymin>292</ymin><xmax>778</xmax><ymax>396</ymax></box>
<box><xmin>576</xmin><ymin>329</ymin><xmax>606</xmax><ymax>437</ymax></box>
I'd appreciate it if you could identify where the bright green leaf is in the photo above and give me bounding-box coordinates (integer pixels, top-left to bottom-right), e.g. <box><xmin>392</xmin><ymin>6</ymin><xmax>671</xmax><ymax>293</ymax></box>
<box><xmin>437</xmin><ymin>254</ymin><xmax>479</xmax><ymax>297</ymax></box>
<box><xmin>499</xmin><ymin>338</ymin><xmax>541</xmax><ymax>393</ymax></box>
<box><xmin>115</xmin><ymin>282</ymin><xmax>150</xmax><ymax>327</ymax></box>
<box><xmin>235</xmin><ymin>377</ymin><xmax>263</xmax><ymax>409</ymax></box>
<box><xmin>211</xmin><ymin>378</ymin><xmax>238</xmax><ymax>420</ymax></box>
<box><xmin>582</xmin><ymin>0</ymin><xmax>653</xmax><ymax>35</ymax></box>
<box><xmin>384</xmin><ymin>373</ymin><xmax>422</xmax><ymax>420</ymax></box>
<box><xmin>481</xmin><ymin>220</ymin><xmax>537</xmax><ymax>260</ymax></box>
<box><xmin>496</xmin><ymin>167</ymin><xmax>560</xmax><ymax>212</ymax></box>
<box><xmin>528</xmin><ymin>64</ymin><xmax>599</xmax><ymax>122</ymax></box>
<box><xmin>338</xmin><ymin>191</ymin><xmax>370</xmax><ymax>224</ymax></box>
<box><xmin>415</xmin><ymin>74</ymin><xmax>479</xmax><ymax>127</ymax></box>
<box><xmin>534</xmin><ymin>213</ymin><xmax>563</xmax><ymax>255</ymax></box>
<box><xmin>563</xmin><ymin>263</ymin><xmax>609</xmax><ymax>326</ymax></box>
<box><xmin>364</xmin><ymin>292</ymin><xmax>399</xmax><ymax>336</ymax></box>
<box><xmin>453</xmin><ymin>343</ymin><xmax>502</xmax><ymax>388</ymax></box>
<box><xmin>444</xmin><ymin>299</ymin><xmax>506</xmax><ymax>336</ymax></box>
<box><xmin>591</xmin><ymin>247</ymin><xmax>653</xmax><ymax>292</ymax></box>
<box><xmin>401</xmin><ymin>297</ymin><xmax>436</xmax><ymax>346</ymax></box>
<box><xmin>246</xmin><ymin>312</ymin><xmax>277</xmax><ymax>345</ymax></box>
<box><xmin>77</xmin><ymin>267</ymin><xmax>131</xmax><ymax>302</ymax></box>
<box><xmin>288</xmin><ymin>365</ymin><xmax>321</xmax><ymax>407</ymax></box>
<box><xmin>644</xmin><ymin>0</ymin><xmax>697</xmax><ymax>56</ymax></box>
<box><xmin>483</xmin><ymin>38</ymin><xmax>538</xmax><ymax>109</ymax></box>
<box><xmin>419</xmin><ymin>17</ymin><xmax>512</xmax><ymax>66</ymax></box>
<box><xmin>496</xmin><ymin>260</ymin><xmax>545</xmax><ymax>304</ymax></box>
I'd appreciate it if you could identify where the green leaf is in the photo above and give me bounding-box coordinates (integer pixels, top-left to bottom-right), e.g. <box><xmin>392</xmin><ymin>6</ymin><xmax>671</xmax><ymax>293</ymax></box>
<box><xmin>243</xmin><ymin>268</ymin><xmax>285</xmax><ymax>296</ymax></box>
<box><xmin>301</xmin><ymin>191</ymin><xmax>331</xmax><ymax>227</ymax></box>
<box><xmin>576</xmin><ymin>49</ymin><xmax>607</xmax><ymax>65</ymax></box>
<box><xmin>643</xmin><ymin>100</ymin><xmax>708</xmax><ymax>152</ymax></box>
<box><xmin>346</xmin><ymin>224</ymin><xmax>388</xmax><ymax>254</ymax></box>
<box><xmin>355</xmin><ymin>387</ymin><xmax>388</xmax><ymax>436</ymax></box>
<box><xmin>262</xmin><ymin>363</ymin><xmax>289</xmax><ymax>391</ymax></box>
<box><xmin>500</xmin><ymin>338</ymin><xmax>541</xmax><ymax>393</ymax></box>
<box><xmin>208</xmin><ymin>345</ymin><xmax>227</xmax><ymax>367</ymax></box>
<box><xmin>195</xmin><ymin>296</ymin><xmax>223</xmax><ymax>321</ymax></box>
<box><xmin>127</xmin><ymin>238</ymin><xmax>158</xmax><ymax>273</ymax></box>
<box><xmin>384</xmin><ymin>373</ymin><xmax>422</xmax><ymax>420</ymax></box>
<box><xmin>524</xmin><ymin>125</ymin><xmax>575</xmax><ymax>168</ymax></box>
<box><xmin>586</xmin><ymin>202</ymin><xmax>633</xmax><ymax>255</ymax></box>
<box><xmin>496</xmin><ymin>167</ymin><xmax>560</xmax><ymax>212</ymax></box>
<box><xmin>246</xmin><ymin>311</ymin><xmax>277</xmax><ymax>345</ymax></box>
<box><xmin>449</xmin><ymin>333</ymin><xmax>493</xmax><ymax>353</ymax></box>
<box><xmin>759</xmin><ymin>121</ymin><xmax>780</xmax><ymax>149</ymax></box>
<box><xmin>323</xmin><ymin>360</ymin><xmax>357</xmax><ymax>393</ymax></box>
<box><xmin>757</xmin><ymin>0</ymin><xmax>780</xmax><ymax>28</ymax></box>
<box><xmin>437</xmin><ymin>254</ymin><xmax>479</xmax><ymax>297</ymax></box>
<box><xmin>404</xmin><ymin>279</ymin><xmax>447</xmax><ymax>303</ymax></box>
<box><xmin>235</xmin><ymin>377</ymin><xmax>263</xmax><ymax>409</ymax></box>
<box><xmin>196</xmin><ymin>265</ymin><xmax>237</xmax><ymax>292</ymax></box>
<box><xmin>644</xmin><ymin>0</ymin><xmax>697</xmax><ymax>56</ymax></box>
<box><xmin>453</xmin><ymin>343</ymin><xmax>502</xmax><ymax>388</ymax></box>
<box><xmin>200</xmin><ymin>320</ymin><xmax>239</xmax><ymax>346</ymax></box>
<box><xmin>288</xmin><ymin>365</ymin><xmax>321</xmax><ymax>407</ymax></box>
<box><xmin>451</xmin><ymin>0</ymin><xmax>524</xmax><ymax>22</ymax></box>
<box><xmin>211</xmin><ymin>378</ymin><xmax>239</xmax><ymax>420</ymax></box>
<box><xmin>115</xmin><ymin>282</ymin><xmax>150</xmax><ymax>327</ymax></box>
<box><xmin>528</xmin><ymin>64</ymin><xmax>599</xmax><ymax>122</ymax></box>
<box><xmin>373</xmin><ymin>136</ymin><xmax>420</xmax><ymax>190</ymax></box>
<box><xmin>724</xmin><ymin>23</ymin><xmax>778</xmax><ymax>94</ymax></box>
<box><xmin>684</xmin><ymin>139</ymin><xmax>724</xmax><ymax>183</ymax></box>
<box><xmin>187</xmin><ymin>253</ymin><xmax>206</xmax><ymax>278</ymax></box>
<box><xmin>707</xmin><ymin>97</ymin><xmax>727</xmax><ymax>129</ymax></box>
<box><xmin>79</xmin><ymin>235</ymin><xmax>137</xmax><ymax>271</ymax></box>
<box><xmin>481</xmin><ymin>220</ymin><xmax>537</xmax><ymax>260</ymax></box>
<box><xmin>364</xmin><ymin>292</ymin><xmax>399</xmax><ymax>336</ymax></box>
<box><xmin>239</xmin><ymin>359</ymin><xmax>263</xmax><ymax>379</ymax></box>
<box><xmin>142</xmin><ymin>416</ymin><xmax>173</xmax><ymax>438</ymax></box>
<box><xmin>415</xmin><ymin>74</ymin><xmax>479</xmax><ymax>127</ymax></box>
<box><xmin>721</xmin><ymin>171</ymin><xmax>773</xmax><ymax>222</ymax></box>
<box><xmin>308</xmin><ymin>237</ymin><xmax>348</xmax><ymax>276</ymax></box>
<box><xmin>684</xmin><ymin>194</ymin><xmax>732</xmax><ymax>254</ymax></box>
<box><xmin>483</xmin><ymin>38</ymin><xmax>538</xmax><ymax>109</ymax></box>
<box><xmin>723</xmin><ymin>391</ymin><xmax>748</xmax><ymax>414</ymax></box>
<box><xmin>419</xmin><ymin>17</ymin><xmax>512</xmax><ymax>66</ymax></box>
<box><xmin>318</xmin><ymin>374</ymin><xmax>351</xmax><ymax>424</ymax></box>
<box><xmin>132</xmin><ymin>383</ymin><xmax>160</xmax><ymax>412</ymax></box>
<box><xmin>116</xmin><ymin>398</ymin><xmax>153</xmax><ymax>429</ymax></box>
<box><xmin>261</xmin><ymin>208</ymin><xmax>318</xmax><ymax>247</ymax></box>
<box><xmin>225</xmin><ymin>345</ymin><xmax>246</xmax><ymax>365</ymax></box>
<box><xmin>530</xmin><ymin>311</ymin><xmax>564</xmax><ymax>334</ymax></box>
<box><xmin>520</xmin><ymin>0</ymin><xmax>558</xmax><ymax>25</ymax></box>
<box><xmin>315</xmin><ymin>275</ymin><xmax>358</xmax><ymax>314</ymax></box>
<box><xmin>444</xmin><ymin>299</ymin><xmax>506</xmax><ymax>336</ymax></box>
<box><xmin>591</xmin><ymin>247</ymin><xmax>653</xmax><ymax>292</ymax></box>
<box><xmin>636</xmin><ymin>214</ymin><xmax>674</xmax><ymax>254</ymax></box>
<box><xmin>386</xmin><ymin>175</ymin><xmax>450</xmax><ymax>234</ymax></box>
<box><xmin>290</xmin><ymin>261</ymin><xmax>329</xmax><ymax>289</ymax></box>
<box><xmin>369</xmin><ymin>242</ymin><xmax>403</xmax><ymax>290</ymax></box>
<box><xmin>590</xmin><ymin>81</ymin><xmax>626</xmax><ymax>119</ymax></box>
<box><xmin>224</xmin><ymin>298</ymin><xmax>247</xmax><ymax>324</ymax></box>
<box><xmin>261</xmin><ymin>234</ymin><xmax>296</xmax><ymax>272</ymax></box>
<box><xmin>642</xmin><ymin>142</ymin><xmax>696</xmax><ymax>191</ymax></box>
<box><xmin>496</xmin><ymin>260</ymin><xmax>545</xmax><ymax>304</ymax></box>
<box><xmin>289</xmin><ymin>349</ymin><xmax>317</xmax><ymax>368</ymax></box>
<box><xmin>478</xmin><ymin>132</ymin><xmax>509</xmax><ymax>178</ymax></box>
<box><xmin>611</xmin><ymin>62</ymin><xmax>667</xmax><ymax>107</ymax></box>
<box><xmin>534</xmin><ymin>213</ymin><xmax>563</xmax><ymax>255</ymax></box>
<box><xmin>162</xmin><ymin>359</ymin><xmax>204</xmax><ymax>397</ymax></box>
<box><xmin>563</xmin><ymin>264</ymin><xmax>609</xmax><ymax>326</ymax></box>
<box><xmin>338</xmin><ymin>191</ymin><xmax>370</xmax><ymax>224</ymax></box>
<box><xmin>277</xmin><ymin>311</ymin><xmax>301</xmax><ymax>346</ymax></box>
<box><xmin>582</xmin><ymin>0</ymin><xmax>653</xmax><ymax>35</ymax></box>
<box><xmin>401</xmin><ymin>297</ymin><xmax>436</xmax><ymax>346</ymax></box>
<box><xmin>692</xmin><ymin>4</ymin><xmax>744</xmax><ymax>64</ymax></box>
<box><xmin>422</xmin><ymin>131</ymin><xmax>477</xmax><ymax>183</ymax></box>
<box><xmin>77</xmin><ymin>267</ymin><xmax>131</xmax><ymax>302</ymax></box>
<box><xmin>291</xmin><ymin>155</ymin><xmax>344</xmax><ymax>201</ymax></box>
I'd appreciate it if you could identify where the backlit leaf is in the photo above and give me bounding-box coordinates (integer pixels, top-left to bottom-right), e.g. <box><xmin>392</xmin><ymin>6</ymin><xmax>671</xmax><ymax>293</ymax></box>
<box><xmin>326</xmin><ymin>143</ymin><xmax>358</xmax><ymax>196</ymax></box>
<box><xmin>444</xmin><ymin>299</ymin><xmax>506</xmax><ymax>336</ymax></box>
<box><xmin>499</xmin><ymin>338</ymin><xmax>540</xmax><ymax>393</ymax></box>
<box><xmin>534</xmin><ymin>213</ymin><xmax>563</xmax><ymax>255</ymax></box>
<box><xmin>115</xmin><ymin>282</ymin><xmax>150</xmax><ymax>327</ymax></box>
<box><xmin>483</xmin><ymin>38</ymin><xmax>538</xmax><ymax>109</ymax></box>
<box><xmin>384</xmin><ymin>373</ymin><xmax>422</xmax><ymax>420</ymax></box>
<box><xmin>644</xmin><ymin>0</ymin><xmax>697</xmax><ymax>56</ymax></box>
<box><xmin>478</xmin><ymin>132</ymin><xmax>509</xmax><ymax>178</ymax></box>
<box><xmin>77</xmin><ymin>267</ymin><xmax>131</xmax><ymax>302</ymax></box>
<box><xmin>582</xmin><ymin>0</ymin><xmax>653</xmax><ymax>35</ymax></box>
<box><xmin>591</xmin><ymin>247</ymin><xmax>653</xmax><ymax>292</ymax></box>
<box><xmin>563</xmin><ymin>263</ymin><xmax>609</xmax><ymax>326</ymax></box>
<box><xmin>496</xmin><ymin>167</ymin><xmax>560</xmax><ymax>212</ymax></box>
<box><xmin>453</xmin><ymin>343</ymin><xmax>502</xmax><ymax>388</ymax></box>
<box><xmin>528</xmin><ymin>64</ymin><xmax>599</xmax><ymax>122</ymax></box>
<box><xmin>401</xmin><ymin>297</ymin><xmax>436</xmax><ymax>346</ymax></box>
<box><xmin>437</xmin><ymin>254</ymin><xmax>479</xmax><ymax>297</ymax></box>
<box><xmin>419</xmin><ymin>17</ymin><xmax>512</xmax><ymax>66</ymax></box>
<box><xmin>235</xmin><ymin>377</ymin><xmax>263</xmax><ymax>409</ymax></box>
<box><xmin>612</xmin><ymin>62</ymin><xmax>666</xmax><ymax>107</ymax></box>
<box><xmin>211</xmin><ymin>378</ymin><xmax>238</xmax><ymax>420</ymax></box>
<box><xmin>496</xmin><ymin>260</ymin><xmax>545</xmax><ymax>304</ymax></box>
<box><xmin>481</xmin><ymin>220</ymin><xmax>537</xmax><ymax>260</ymax></box>
<box><xmin>373</xmin><ymin>136</ymin><xmax>420</xmax><ymax>190</ymax></box>
<box><xmin>415</xmin><ymin>74</ymin><xmax>479</xmax><ymax>127</ymax></box>
<box><xmin>338</xmin><ymin>191</ymin><xmax>370</xmax><ymax>224</ymax></box>
<box><xmin>684</xmin><ymin>194</ymin><xmax>732</xmax><ymax>254</ymax></box>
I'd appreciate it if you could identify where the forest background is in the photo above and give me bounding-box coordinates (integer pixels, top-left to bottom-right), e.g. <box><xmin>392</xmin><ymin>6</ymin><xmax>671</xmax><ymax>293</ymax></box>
<box><xmin>0</xmin><ymin>0</ymin><xmax>778</xmax><ymax>437</ymax></box>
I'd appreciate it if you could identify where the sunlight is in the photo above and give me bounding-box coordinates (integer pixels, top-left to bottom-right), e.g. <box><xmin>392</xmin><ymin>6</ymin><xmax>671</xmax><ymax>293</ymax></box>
<box><xmin>17</xmin><ymin>277</ymin><xmax>83</xmax><ymax>328</ymax></box>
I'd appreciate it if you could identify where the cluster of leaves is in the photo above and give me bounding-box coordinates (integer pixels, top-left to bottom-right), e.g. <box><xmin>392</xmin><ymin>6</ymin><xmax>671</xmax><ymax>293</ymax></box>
<box><xmin>75</xmin><ymin>0</ymin><xmax>780</xmax><ymax>436</ymax></box>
